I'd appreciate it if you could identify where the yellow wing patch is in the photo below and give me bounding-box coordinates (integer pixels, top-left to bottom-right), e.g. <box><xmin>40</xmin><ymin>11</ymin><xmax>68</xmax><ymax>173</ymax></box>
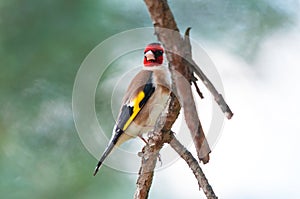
<box><xmin>123</xmin><ymin>91</ymin><xmax>145</xmax><ymax>131</ymax></box>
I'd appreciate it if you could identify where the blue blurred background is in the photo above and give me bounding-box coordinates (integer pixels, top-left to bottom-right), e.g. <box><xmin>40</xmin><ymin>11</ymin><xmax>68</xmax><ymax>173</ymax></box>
<box><xmin>1</xmin><ymin>0</ymin><xmax>300</xmax><ymax>198</ymax></box>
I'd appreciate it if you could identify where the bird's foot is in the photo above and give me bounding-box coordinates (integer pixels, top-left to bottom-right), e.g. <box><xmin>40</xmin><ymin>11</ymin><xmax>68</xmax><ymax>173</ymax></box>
<box><xmin>157</xmin><ymin>153</ymin><xmax>163</xmax><ymax>167</ymax></box>
<box><xmin>138</xmin><ymin>135</ymin><xmax>149</xmax><ymax>145</ymax></box>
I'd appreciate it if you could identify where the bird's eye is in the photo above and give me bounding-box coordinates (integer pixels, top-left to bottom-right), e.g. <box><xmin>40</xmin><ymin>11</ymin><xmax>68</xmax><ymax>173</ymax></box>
<box><xmin>154</xmin><ymin>50</ymin><xmax>163</xmax><ymax>57</ymax></box>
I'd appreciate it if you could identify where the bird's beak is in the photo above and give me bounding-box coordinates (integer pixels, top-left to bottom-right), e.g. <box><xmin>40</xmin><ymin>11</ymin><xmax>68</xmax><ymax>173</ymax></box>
<box><xmin>145</xmin><ymin>50</ymin><xmax>155</xmax><ymax>61</ymax></box>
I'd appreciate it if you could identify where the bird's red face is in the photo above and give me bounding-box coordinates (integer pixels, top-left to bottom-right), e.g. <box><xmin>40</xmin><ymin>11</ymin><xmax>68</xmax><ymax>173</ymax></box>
<box><xmin>143</xmin><ymin>43</ymin><xmax>164</xmax><ymax>67</ymax></box>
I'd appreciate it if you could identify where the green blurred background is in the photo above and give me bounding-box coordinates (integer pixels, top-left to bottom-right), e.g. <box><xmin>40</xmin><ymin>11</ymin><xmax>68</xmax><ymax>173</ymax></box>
<box><xmin>0</xmin><ymin>0</ymin><xmax>298</xmax><ymax>198</ymax></box>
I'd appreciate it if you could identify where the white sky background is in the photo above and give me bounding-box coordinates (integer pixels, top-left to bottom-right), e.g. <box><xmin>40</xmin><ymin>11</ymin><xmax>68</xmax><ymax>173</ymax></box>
<box><xmin>145</xmin><ymin>14</ymin><xmax>300</xmax><ymax>199</ymax></box>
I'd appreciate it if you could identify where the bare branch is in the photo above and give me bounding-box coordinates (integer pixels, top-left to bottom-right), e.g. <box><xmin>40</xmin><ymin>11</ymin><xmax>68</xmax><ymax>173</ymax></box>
<box><xmin>135</xmin><ymin>125</ymin><xmax>218</xmax><ymax>199</ymax></box>
<box><xmin>183</xmin><ymin>27</ymin><xmax>233</xmax><ymax>119</ymax></box>
<box><xmin>192</xmin><ymin>80</ymin><xmax>204</xmax><ymax>99</ymax></box>
<box><xmin>188</xmin><ymin>59</ymin><xmax>234</xmax><ymax>119</ymax></box>
<box><xmin>168</xmin><ymin>132</ymin><xmax>218</xmax><ymax>199</ymax></box>
<box><xmin>144</xmin><ymin>1</ymin><xmax>233</xmax><ymax>120</ymax></box>
<box><xmin>133</xmin><ymin>137</ymin><xmax>161</xmax><ymax>199</ymax></box>
<box><xmin>135</xmin><ymin>0</ymin><xmax>233</xmax><ymax>198</ymax></box>
<box><xmin>144</xmin><ymin>0</ymin><xmax>211</xmax><ymax>165</ymax></box>
<box><xmin>134</xmin><ymin>94</ymin><xmax>180</xmax><ymax>199</ymax></box>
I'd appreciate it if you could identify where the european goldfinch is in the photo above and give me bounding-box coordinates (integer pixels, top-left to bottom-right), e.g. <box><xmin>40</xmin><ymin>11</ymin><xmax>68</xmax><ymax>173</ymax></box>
<box><xmin>93</xmin><ymin>43</ymin><xmax>171</xmax><ymax>176</ymax></box>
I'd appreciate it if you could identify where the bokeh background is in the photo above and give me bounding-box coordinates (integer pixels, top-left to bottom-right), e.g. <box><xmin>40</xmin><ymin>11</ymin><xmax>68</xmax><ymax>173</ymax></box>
<box><xmin>1</xmin><ymin>0</ymin><xmax>300</xmax><ymax>198</ymax></box>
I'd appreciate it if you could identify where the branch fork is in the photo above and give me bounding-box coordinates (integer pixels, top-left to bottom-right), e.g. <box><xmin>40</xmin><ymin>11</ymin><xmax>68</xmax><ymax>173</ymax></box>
<box><xmin>134</xmin><ymin>1</ymin><xmax>233</xmax><ymax>198</ymax></box>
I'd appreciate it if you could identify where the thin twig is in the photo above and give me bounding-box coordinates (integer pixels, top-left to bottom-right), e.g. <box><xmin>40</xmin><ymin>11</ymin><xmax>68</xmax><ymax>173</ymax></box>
<box><xmin>183</xmin><ymin>27</ymin><xmax>233</xmax><ymax>119</ymax></box>
<box><xmin>168</xmin><ymin>132</ymin><xmax>218</xmax><ymax>199</ymax></box>
<box><xmin>188</xmin><ymin>59</ymin><xmax>233</xmax><ymax>119</ymax></box>
<box><xmin>192</xmin><ymin>80</ymin><xmax>204</xmax><ymax>99</ymax></box>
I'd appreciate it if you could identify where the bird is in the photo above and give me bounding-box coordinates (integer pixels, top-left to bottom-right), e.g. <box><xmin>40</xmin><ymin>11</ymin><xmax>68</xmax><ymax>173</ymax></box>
<box><xmin>93</xmin><ymin>43</ymin><xmax>171</xmax><ymax>176</ymax></box>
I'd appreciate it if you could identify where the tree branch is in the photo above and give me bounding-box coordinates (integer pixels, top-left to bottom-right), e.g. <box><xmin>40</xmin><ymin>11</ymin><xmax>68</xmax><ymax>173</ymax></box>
<box><xmin>134</xmin><ymin>93</ymin><xmax>180</xmax><ymax>199</ymax></box>
<box><xmin>168</xmin><ymin>132</ymin><xmax>218</xmax><ymax>199</ymax></box>
<box><xmin>187</xmin><ymin>58</ymin><xmax>234</xmax><ymax>119</ymax></box>
<box><xmin>144</xmin><ymin>0</ymin><xmax>211</xmax><ymax>166</ymax></box>
<box><xmin>134</xmin><ymin>0</ymin><xmax>233</xmax><ymax>198</ymax></box>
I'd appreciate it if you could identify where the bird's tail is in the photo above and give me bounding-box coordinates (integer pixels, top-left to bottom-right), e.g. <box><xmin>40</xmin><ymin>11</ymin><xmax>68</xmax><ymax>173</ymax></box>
<box><xmin>93</xmin><ymin>128</ymin><xmax>124</xmax><ymax>176</ymax></box>
<box><xmin>93</xmin><ymin>140</ymin><xmax>116</xmax><ymax>176</ymax></box>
